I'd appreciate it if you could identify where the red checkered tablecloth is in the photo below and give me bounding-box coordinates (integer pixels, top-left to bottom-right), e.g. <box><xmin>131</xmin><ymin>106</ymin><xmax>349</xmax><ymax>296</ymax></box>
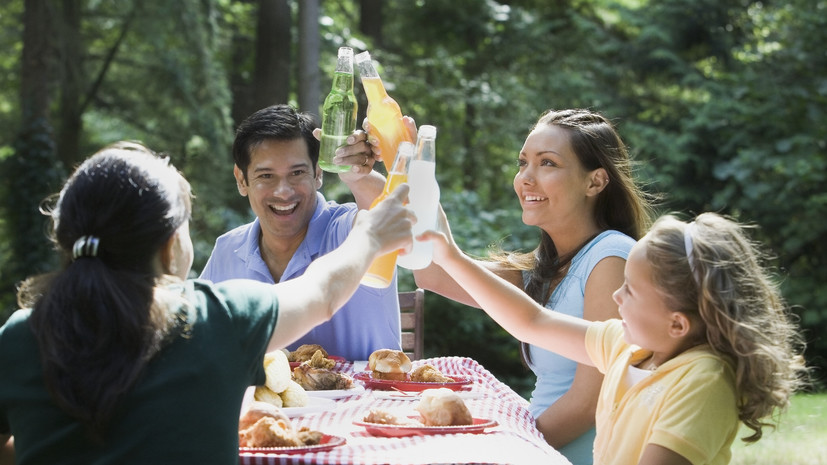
<box><xmin>239</xmin><ymin>356</ymin><xmax>571</xmax><ymax>465</ymax></box>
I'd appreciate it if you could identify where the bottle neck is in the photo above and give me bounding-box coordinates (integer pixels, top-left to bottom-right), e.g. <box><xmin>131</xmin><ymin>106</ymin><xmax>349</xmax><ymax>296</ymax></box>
<box><xmin>331</xmin><ymin>71</ymin><xmax>354</xmax><ymax>92</ymax></box>
<box><xmin>415</xmin><ymin>140</ymin><xmax>436</xmax><ymax>163</ymax></box>
<box><xmin>360</xmin><ymin>76</ymin><xmax>389</xmax><ymax>102</ymax></box>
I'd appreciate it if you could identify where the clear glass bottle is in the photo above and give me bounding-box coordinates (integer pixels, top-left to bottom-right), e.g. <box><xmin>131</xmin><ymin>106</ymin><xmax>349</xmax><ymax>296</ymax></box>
<box><xmin>361</xmin><ymin>142</ymin><xmax>414</xmax><ymax>288</ymax></box>
<box><xmin>354</xmin><ymin>51</ymin><xmax>413</xmax><ymax>171</ymax></box>
<box><xmin>398</xmin><ymin>125</ymin><xmax>440</xmax><ymax>270</ymax></box>
<box><xmin>319</xmin><ymin>47</ymin><xmax>358</xmax><ymax>173</ymax></box>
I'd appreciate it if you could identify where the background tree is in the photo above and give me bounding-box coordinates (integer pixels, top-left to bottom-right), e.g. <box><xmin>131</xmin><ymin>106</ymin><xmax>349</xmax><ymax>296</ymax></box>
<box><xmin>0</xmin><ymin>0</ymin><xmax>823</xmax><ymax>394</ymax></box>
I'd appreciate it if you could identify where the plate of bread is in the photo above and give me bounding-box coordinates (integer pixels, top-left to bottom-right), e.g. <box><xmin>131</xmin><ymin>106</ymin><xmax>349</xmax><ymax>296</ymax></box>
<box><xmin>353</xmin><ymin>388</ymin><xmax>497</xmax><ymax>437</ymax></box>
<box><xmin>353</xmin><ymin>349</ymin><xmax>472</xmax><ymax>391</ymax></box>
<box><xmin>239</xmin><ymin>401</ymin><xmax>346</xmax><ymax>454</ymax></box>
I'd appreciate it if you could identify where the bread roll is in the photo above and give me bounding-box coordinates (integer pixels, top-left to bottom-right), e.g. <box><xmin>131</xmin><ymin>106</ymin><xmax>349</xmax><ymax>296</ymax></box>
<box><xmin>253</xmin><ymin>385</ymin><xmax>284</xmax><ymax>408</ymax></box>
<box><xmin>368</xmin><ymin>349</ymin><xmax>412</xmax><ymax>381</ymax></box>
<box><xmin>415</xmin><ymin>388</ymin><xmax>473</xmax><ymax>426</ymax></box>
<box><xmin>279</xmin><ymin>379</ymin><xmax>309</xmax><ymax>407</ymax></box>
<box><xmin>263</xmin><ymin>350</ymin><xmax>291</xmax><ymax>393</ymax></box>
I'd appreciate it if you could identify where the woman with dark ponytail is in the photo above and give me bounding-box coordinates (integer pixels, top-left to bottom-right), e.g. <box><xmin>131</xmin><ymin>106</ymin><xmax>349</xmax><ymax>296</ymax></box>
<box><xmin>0</xmin><ymin>141</ymin><xmax>413</xmax><ymax>464</ymax></box>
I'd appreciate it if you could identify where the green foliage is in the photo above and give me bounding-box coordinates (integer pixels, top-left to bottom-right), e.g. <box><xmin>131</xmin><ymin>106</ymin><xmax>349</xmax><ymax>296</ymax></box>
<box><xmin>0</xmin><ymin>0</ymin><xmax>824</xmax><ymax>390</ymax></box>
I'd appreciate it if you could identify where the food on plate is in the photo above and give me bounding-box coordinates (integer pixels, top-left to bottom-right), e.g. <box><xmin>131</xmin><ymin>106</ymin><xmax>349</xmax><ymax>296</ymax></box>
<box><xmin>239</xmin><ymin>401</ymin><xmax>289</xmax><ymax>431</ymax></box>
<box><xmin>279</xmin><ymin>379</ymin><xmax>310</xmax><ymax>407</ymax></box>
<box><xmin>263</xmin><ymin>349</ymin><xmax>291</xmax><ymax>393</ymax></box>
<box><xmin>360</xmin><ymin>388</ymin><xmax>473</xmax><ymax>428</ymax></box>
<box><xmin>362</xmin><ymin>408</ymin><xmax>420</xmax><ymax>426</ymax></box>
<box><xmin>287</xmin><ymin>344</ymin><xmax>328</xmax><ymax>363</ymax></box>
<box><xmin>238</xmin><ymin>403</ymin><xmax>322</xmax><ymax>447</ymax></box>
<box><xmin>292</xmin><ymin>359</ymin><xmax>354</xmax><ymax>391</ymax></box>
<box><xmin>253</xmin><ymin>385</ymin><xmax>283</xmax><ymax>408</ymax></box>
<box><xmin>254</xmin><ymin>350</ymin><xmax>309</xmax><ymax>408</ymax></box>
<box><xmin>306</xmin><ymin>348</ymin><xmax>337</xmax><ymax>370</ymax></box>
<box><xmin>368</xmin><ymin>349</ymin><xmax>411</xmax><ymax>381</ymax></box>
<box><xmin>410</xmin><ymin>364</ymin><xmax>454</xmax><ymax>383</ymax></box>
<box><xmin>415</xmin><ymin>388</ymin><xmax>473</xmax><ymax>426</ymax></box>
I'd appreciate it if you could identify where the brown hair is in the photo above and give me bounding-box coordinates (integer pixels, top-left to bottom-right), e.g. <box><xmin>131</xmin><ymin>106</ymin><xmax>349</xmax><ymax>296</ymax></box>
<box><xmin>496</xmin><ymin>109</ymin><xmax>654</xmax><ymax>304</ymax></box>
<box><xmin>645</xmin><ymin>212</ymin><xmax>808</xmax><ymax>442</ymax></box>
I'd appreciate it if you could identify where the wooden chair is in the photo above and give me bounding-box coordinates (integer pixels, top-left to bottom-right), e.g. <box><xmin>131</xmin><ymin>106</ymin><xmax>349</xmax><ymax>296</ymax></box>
<box><xmin>399</xmin><ymin>288</ymin><xmax>425</xmax><ymax>360</ymax></box>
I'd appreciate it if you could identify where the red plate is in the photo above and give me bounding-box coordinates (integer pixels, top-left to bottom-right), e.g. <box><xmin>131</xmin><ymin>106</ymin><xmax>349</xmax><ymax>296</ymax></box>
<box><xmin>352</xmin><ymin>371</ymin><xmax>472</xmax><ymax>391</ymax></box>
<box><xmin>353</xmin><ymin>417</ymin><xmax>497</xmax><ymax>437</ymax></box>
<box><xmin>239</xmin><ymin>434</ymin><xmax>346</xmax><ymax>455</ymax></box>
<box><xmin>289</xmin><ymin>355</ymin><xmax>346</xmax><ymax>369</ymax></box>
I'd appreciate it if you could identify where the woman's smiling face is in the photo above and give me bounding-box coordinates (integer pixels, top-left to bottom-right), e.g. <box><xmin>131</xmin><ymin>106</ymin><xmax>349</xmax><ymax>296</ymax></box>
<box><xmin>235</xmin><ymin>138</ymin><xmax>322</xmax><ymax>243</ymax></box>
<box><xmin>513</xmin><ymin>124</ymin><xmax>595</xmax><ymax>232</ymax></box>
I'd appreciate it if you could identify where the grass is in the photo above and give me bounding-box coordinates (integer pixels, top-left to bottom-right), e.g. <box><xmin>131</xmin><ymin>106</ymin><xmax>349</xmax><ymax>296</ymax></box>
<box><xmin>730</xmin><ymin>392</ymin><xmax>826</xmax><ymax>465</ymax></box>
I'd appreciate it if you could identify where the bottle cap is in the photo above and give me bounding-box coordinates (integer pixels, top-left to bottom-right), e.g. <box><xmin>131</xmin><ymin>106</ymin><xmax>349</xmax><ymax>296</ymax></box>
<box><xmin>418</xmin><ymin>125</ymin><xmax>437</xmax><ymax>139</ymax></box>
<box><xmin>336</xmin><ymin>47</ymin><xmax>354</xmax><ymax>73</ymax></box>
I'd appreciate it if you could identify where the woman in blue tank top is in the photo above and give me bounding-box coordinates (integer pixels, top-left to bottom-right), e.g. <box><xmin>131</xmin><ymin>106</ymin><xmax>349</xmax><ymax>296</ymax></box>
<box><xmin>417</xmin><ymin>109</ymin><xmax>654</xmax><ymax>465</ymax></box>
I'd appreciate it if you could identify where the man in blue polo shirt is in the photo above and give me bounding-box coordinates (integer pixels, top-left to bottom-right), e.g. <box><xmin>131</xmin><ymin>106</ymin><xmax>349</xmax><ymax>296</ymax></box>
<box><xmin>200</xmin><ymin>104</ymin><xmax>400</xmax><ymax>361</ymax></box>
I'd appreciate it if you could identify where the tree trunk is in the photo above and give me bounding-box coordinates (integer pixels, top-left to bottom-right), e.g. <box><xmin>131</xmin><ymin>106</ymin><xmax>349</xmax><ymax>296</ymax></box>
<box><xmin>57</xmin><ymin>0</ymin><xmax>82</xmax><ymax>168</ymax></box>
<box><xmin>19</xmin><ymin>0</ymin><xmax>54</xmax><ymax>118</ymax></box>
<box><xmin>297</xmin><ymin>0</ymin><xmax>320</xmax><ymax>118</ymax></box>
<box><xmin>252</xmin><ymin>0</ymin><xmax>290</xmax><ymax>109</ymax></box>
<box><xmin>359</xmin><ymin>0</ymin><xmax>382</xmax><ymax>46</ymax></box>
<box><xmin>1</xmin><ymin>0</ymin><xmax>62</xmax><ymax>300</ymax></box>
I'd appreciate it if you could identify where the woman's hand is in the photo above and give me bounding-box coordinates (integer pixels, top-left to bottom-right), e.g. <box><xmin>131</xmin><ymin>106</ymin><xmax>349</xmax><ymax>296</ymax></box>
<box><xmin>362</xmin><ymin>115</ymin><xmax>418</xmax><ymax>164</ymax></box>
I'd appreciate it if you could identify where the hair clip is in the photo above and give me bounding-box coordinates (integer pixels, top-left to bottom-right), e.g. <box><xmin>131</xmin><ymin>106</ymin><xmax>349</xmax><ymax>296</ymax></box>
<box><xmin>72</xmin><ymin>235</ymin><xmax>100</xmax><ymax>259</ymax></box>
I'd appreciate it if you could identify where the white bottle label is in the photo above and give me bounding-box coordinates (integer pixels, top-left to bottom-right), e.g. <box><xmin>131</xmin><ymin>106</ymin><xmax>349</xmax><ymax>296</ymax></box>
<box><xmin>398</xmin><ymin>160</ymin><xmax>440</xmax><ymax>270</ymax></box>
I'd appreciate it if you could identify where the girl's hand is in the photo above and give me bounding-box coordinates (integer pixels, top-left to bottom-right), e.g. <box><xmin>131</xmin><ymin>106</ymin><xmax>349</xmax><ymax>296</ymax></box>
<box><xmin>418</xmin><ymin>205</ymin><xmax>462</xmax><ymax>266</ymax></box>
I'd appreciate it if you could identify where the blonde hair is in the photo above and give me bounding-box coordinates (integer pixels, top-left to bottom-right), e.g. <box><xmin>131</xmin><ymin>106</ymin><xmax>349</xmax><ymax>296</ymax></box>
<box><xmin>645</xmin><ymin>212</ymin><xmax>808</xmax><ymax>442</ymax></box>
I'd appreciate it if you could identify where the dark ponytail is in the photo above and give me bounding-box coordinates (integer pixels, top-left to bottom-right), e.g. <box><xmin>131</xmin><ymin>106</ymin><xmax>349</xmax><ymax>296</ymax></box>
<box><xmin>20</xmin><ymin>142</ymin><xmax>192</xmax><ymax>438</ymax></box>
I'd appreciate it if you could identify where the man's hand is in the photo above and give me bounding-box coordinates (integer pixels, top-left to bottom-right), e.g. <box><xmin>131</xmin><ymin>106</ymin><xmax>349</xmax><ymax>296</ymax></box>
<box><xmin>313</xmin><ymin>128</ymin><xmax>376</xmax><ymax>178</ymax></box>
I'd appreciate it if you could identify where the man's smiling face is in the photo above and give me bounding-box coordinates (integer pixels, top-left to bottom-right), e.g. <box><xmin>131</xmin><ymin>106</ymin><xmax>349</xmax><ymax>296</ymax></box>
<box><xmin>235</xmin><ymin>138</ymin><xmax>322</xmax><ymax>243</ymax></box>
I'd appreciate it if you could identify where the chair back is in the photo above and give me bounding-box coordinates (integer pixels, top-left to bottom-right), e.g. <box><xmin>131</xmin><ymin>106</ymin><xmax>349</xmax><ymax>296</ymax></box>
<box><xmin>398</xmin><ymin>288</ymin><xmax>425</xmax><ymax>360</ymax></box>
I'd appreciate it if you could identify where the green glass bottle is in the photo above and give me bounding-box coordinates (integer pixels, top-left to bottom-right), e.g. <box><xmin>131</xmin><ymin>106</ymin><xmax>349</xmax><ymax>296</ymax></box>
<box><xmin>319</xmin><ymin>47</ymin><xmax>358</xmax><ymax>173</ymax></box>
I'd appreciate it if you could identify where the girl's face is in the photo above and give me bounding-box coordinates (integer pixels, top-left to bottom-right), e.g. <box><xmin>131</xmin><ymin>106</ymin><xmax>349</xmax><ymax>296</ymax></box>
<box><xmin>513</xmin><ymin>124</ymin><xmax>596</xmax><ymax>232</ymax></box>
<box><xmin>612</xmin><ymin>236</ymin><xmax>676</xmax><ymax>351</ymax></box>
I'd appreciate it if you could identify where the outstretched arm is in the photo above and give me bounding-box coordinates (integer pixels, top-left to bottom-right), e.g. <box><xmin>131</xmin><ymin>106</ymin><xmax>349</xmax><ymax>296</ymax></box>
<box><xmin>268</xmin><ymin>184</ymin><xmax>414</xmax><ymax>350</ymax></box>
<box><xmin>422</xmin><ymin>216</ymin><xmax>594</xmax><ymax>366</ymax></box>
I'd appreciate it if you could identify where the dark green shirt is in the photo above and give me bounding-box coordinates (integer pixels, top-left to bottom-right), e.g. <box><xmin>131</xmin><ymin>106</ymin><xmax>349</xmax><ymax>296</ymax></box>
<box><xmin>0</xmin><ymin>279</ymin><xmax>279</xmax><ymax>465</ymax></box>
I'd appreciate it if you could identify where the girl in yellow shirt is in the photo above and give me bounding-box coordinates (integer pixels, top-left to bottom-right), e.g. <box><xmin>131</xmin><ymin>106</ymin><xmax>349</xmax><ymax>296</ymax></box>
<box><xmin>424</xmin><ymin>212</ymin><xmax>807</xmax><ymax>465</ymax></box>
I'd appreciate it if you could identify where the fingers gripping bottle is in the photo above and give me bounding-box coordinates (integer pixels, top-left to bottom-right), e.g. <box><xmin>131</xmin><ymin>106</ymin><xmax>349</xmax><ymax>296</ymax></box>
<box><xmin>319</xmin><ymin>47</ymin><xmax>358</xmax><ymax>173</ymax></box>
<box><xmin>397</xmin><ymin>125</ymin><xmax>440</xmax><ymax>270</ymax></box>
<box><xmin>354</xmin><ymin>51</ymin><xmax>414</xmax><ymax>171</ymax></box>
<box><xmin>361</xmin><ymin>142</ymin><xmax>414</xmax><ymax>288</ymax></box>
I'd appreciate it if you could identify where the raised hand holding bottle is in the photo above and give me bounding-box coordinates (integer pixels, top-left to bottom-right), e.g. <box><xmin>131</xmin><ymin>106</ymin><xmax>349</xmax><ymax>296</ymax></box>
<box><xmin>319</xmin><ymin>47</ymin><xmax>358</xmax><ymax>173</ymax></box>
<box><xmin>354</xmin><ymin>51</ymin><xmax>413</xmax><ymax>171</ymax></box>
<box><xmin>397</xmin><ymin>125</ymin><xmax>440</xmax><ymax>270</ymax></box>
<box><xmin>361</xmin><ymin>142</ymin><xmax>414</xmax><ymax>288</ymax></box>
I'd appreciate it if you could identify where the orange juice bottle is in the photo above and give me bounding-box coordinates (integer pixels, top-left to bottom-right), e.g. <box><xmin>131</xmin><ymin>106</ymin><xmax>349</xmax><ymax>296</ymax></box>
<box><xmin>354</xmin><ymin>51</ymin><xmax>414</xmax><ymax>171</ymax></box>
<box><xmin>361</xmin><ymin>141</ymin><xmax>414</xmax><ymax>288</ymax></box>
